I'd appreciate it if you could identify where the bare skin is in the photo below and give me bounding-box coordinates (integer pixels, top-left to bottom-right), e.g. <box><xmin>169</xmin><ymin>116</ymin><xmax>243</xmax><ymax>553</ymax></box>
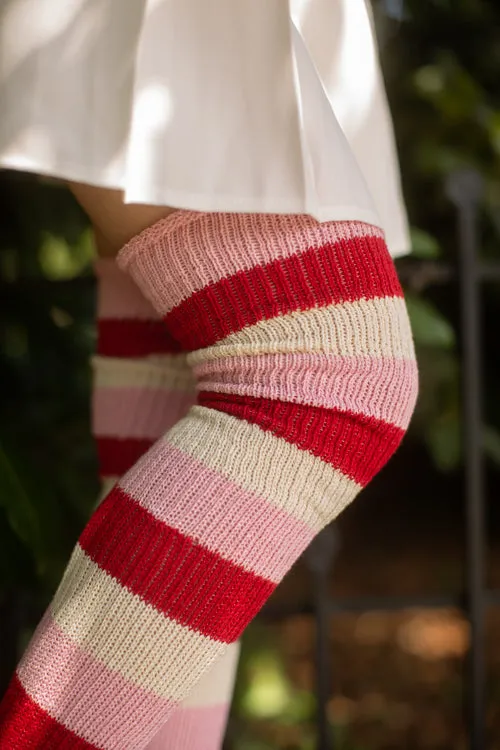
<box><xmin>68</xmin><ymin>182</ymin><xmax>176</xmax><ymax>258</ymax></box>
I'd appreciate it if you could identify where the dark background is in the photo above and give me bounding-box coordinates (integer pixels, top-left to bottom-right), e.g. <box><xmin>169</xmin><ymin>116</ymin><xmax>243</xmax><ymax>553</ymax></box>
<box><xmin>1</xmin><ymin>1</ymin><xmax>500</xmax><ymax>748</ymax></box>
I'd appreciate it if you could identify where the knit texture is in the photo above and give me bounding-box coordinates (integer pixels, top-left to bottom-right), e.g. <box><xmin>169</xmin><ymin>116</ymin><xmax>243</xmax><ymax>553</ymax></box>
<box><xmin>145</xmin><ymin>643</ymin><xmax>240</xmax><ymax>750</ymax></box>
<box><xmin>93</xmin><ymin>259</ymin><xmax>239</xmax><ymax>750</ymax></box>
<box><xmin>0</xmin><ymin>213</ymin><xmax>418</xmax><ymax>749</ymax></box>
<box><xmin>93</xmin><ymin>258</ymin><xmax>196</xmax><ymax>487</ymax></box>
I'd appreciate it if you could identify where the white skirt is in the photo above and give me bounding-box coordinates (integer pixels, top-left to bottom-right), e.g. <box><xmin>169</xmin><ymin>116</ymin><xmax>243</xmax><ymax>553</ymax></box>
<box><xmin>0</xmin><ymin>0</ymin><xmax>410</xmax><ymax>256</ymax></box>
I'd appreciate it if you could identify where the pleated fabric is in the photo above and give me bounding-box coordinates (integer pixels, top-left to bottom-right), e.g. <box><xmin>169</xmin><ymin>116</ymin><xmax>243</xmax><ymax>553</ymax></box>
<box><xmin>0</xmin><ymin>0</ymin><xmax>409</xmax><ymax>255</ymax></box>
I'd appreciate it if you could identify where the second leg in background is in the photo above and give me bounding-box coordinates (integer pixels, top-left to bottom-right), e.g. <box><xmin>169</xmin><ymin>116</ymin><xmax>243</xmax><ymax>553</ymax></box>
<box><xmin>93</xmin><ymin>255</ymin><xmax>240</xmax><ymax>749</ymax></box>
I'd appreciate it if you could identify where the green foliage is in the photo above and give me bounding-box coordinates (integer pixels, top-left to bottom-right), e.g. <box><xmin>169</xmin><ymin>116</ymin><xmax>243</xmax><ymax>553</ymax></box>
<box><xmin>0</xmin><ymin>444</ymin><xmax>40</xmax><ymax>555</ymax></box>
<box><xmin>0</xmin><ymin>177</ymin><xmax>97</xmax><ymax>611</ymax></box>
<box><xmin>377</xmin><ymin>0</ymin><xmax>500</xmax><ymax>476</ymax></box>
<box><xmin>404</xmin><ymin>291</ymin><xmax>461</xmax><ymax>470</ymax></box>
<box><xmin>38</xmin><ymin>228</ymin><xmax>94</xmax><ymax>281</ymax></box>
<box><xmin>409</xmin><ymin>228</ymin><xmax>441</xmax><ymax>259</ymax></box>
<box><xmin>0</xmin><ymin>441</ymin><xmax>75</xmax><ymax>589</ymax></box>
<box><xmin>405</xmin><ymin>294</ymin><xmax>455</xmax><ymax>349</ymax></box>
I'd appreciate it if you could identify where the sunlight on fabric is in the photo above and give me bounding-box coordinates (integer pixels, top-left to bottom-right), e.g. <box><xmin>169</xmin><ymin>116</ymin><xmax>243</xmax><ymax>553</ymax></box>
<box><xmin>0</xmin><ymin>0</ymin><xmax>88</xmax><ymax>76</ymax></box>
<box><xmin>291</xmin><ymin>0</ymin><xmax>378</xmax><ymax>135</ymax></box>
<box><xmin>328</xmin><ymin>1</ymin><xmax>377</xmax><ymax>130</ymax></box>
<box><xmin>3</xmin><ymin>129</ymin><xmax>55</xmax><ymax>166</ymax></box>
<box><xmin>135</xmin><ymin>84</ymin><xmax>173</xmax><ymax>134</ymax></box>
<box><xmin>145</xmin><ymin>0</ymin><xmax>166</xmax><ymax>11</ymax></box>
<box><xmin>290</xmin><ymin>0</ymin><xmax>311</xmax><ymax>23</ymax></box>
<box><xmin>123</xmin><ymin>82</ymin><xmax>174</xmax><ymax>193</ymax></box>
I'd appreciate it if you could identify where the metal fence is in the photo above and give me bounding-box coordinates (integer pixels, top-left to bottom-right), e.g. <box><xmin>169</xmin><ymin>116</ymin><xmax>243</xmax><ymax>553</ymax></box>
<box><xmin>266</xmin><ymin>169</ymin><xmax>497</xmax><ymax>750</ymax></box>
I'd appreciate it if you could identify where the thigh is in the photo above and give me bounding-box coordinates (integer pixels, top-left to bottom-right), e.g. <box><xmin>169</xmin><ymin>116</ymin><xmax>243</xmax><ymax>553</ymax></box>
<box><xmin>69</xmin><ymin>182</ymin><xmax>176</xmax><ymax>257</ymax></box>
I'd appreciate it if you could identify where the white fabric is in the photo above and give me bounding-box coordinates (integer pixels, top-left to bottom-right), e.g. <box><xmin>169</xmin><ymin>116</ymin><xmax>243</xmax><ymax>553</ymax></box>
<box><xmin>0</xmin><ymin>0</ymin><xmax>409</xmax><ymax>256</ymax></box>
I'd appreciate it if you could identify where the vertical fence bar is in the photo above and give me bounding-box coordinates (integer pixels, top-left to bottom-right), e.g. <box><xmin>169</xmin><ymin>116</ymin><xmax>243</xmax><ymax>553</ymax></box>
<box><xmin>314</xmin><ymin>564</ymin><xmax>331</xmax><ymax>750</ymax></box>
<box><xmin>306</xmin><ymin>526</ymin><xmax>338</xmax><ymax>750</ymax></box>
<box><xmin>446</xmin><ymin>169</ymin><xmax>486</xmax><ymax>750</ymax></box>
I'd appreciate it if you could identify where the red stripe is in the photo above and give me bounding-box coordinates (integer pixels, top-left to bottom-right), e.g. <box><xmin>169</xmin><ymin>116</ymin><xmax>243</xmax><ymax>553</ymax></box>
<box><xmin>79</xmin><ymin>486</ymin><xmax>275</xmax><ymax>643</ymax></box>
<box><xmin>0</xmin><ymin>674</ymin><xmax>98</xmax><ymax>750</ymax></box>
<box><xmin>98</xmin><ymin>319</ymin><xmax>182</xmax><ymax>358</ymax></box>
<box><xmin>198</xmin><ymin>392</ymin><xmax>404</xmax><ymax>487</ymax></box>
<box><xmin>97</xmin><ymin>436</ymin><xmax>154</xmax><ymax>477</ymax></box>
<box><xmin>165</xmin><ymin>236</ymin><xmax>402</xmax><ymax>351</ymax></box>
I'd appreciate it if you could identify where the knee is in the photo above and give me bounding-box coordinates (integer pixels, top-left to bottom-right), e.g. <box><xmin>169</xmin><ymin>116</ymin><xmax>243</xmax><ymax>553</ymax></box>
<box><xmin>118</xmin><ymin>211</ymin><xmax>418</xmax><ymax>489</ymax></box>
<box><xmin>192</xmin><ymin>285</ymin><xmax>418</xmax><ymax>488</ymax></box>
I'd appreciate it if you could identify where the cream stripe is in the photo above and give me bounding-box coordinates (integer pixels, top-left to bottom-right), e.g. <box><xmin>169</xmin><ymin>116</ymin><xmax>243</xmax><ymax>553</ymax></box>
<box><xmin>51</xmin><ymin>546</ymin><xmax>224</xmax><ymax>701</ymax></box>
<box><xmin>92</xmin><ymin>355</ymin><xmax>195</xmax><ymax>391</ymax></box>
<box><xmin>120</xmin><ymin>438</ymin><xmax>315</xmax><ymax>582</ymax></box>
<box><xmin>183</xmin><ymin>641</ymin><xmax>241</xmax><ymax>709</ymax></box>
<box><xmin>188</xmin><ymin>296</ymin><xmax>415</xmax><ymax>365</ymax></box>
<box><xmin>166</xmin><ymin>407</ymin><xmax>360</xmax><ymax>530</ymax></box>
<box><xmin>18</xmin><ymin>613</ymin><xmax>176</xmax><ymax>750</ymax></box>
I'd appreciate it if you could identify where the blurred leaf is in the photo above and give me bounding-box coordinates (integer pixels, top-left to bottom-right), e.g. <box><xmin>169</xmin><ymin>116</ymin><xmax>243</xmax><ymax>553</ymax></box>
<box><xmin>426</xmin><ymin>421</ymin><xmax>500</xmax><ymax>473</ymax></box>
<box><xmin>414</xmin><ymin>55</ymin><xmax>482</xmax><ymax>121</ymax></box>
<box><xmin>405</xmin><ymin>294</ymin><xmax>456</xmax><ymax>349</ymax></box>
<box><xmin>242</xmin><ymin>651</ymin><xmax>291</xmax><ymax>719</ymax></box>
<box><xmin>486</xmin><ymin>110</ymin><xmax>500</xmax><ymax>156</ymax></box>
<box><xmin>410</xmin><ymin>227</ymin><xmax>441</xmax><ymax>258</ymax></box>
<box><xmin>0</xmin><ymin>441</ymin><xmax>73</xmax><ymax>587</ymax></box>
<box><xmin>414</xmin><ymin>64</ymin><xmax>445</xmax><ymax>98</ymax></box>
<box><xmin>483</xmin><ymin>425</ymin><xmax>500</xmax><ymax>465</ymax></box>
<box><xmin>331</xmin><ymin>723</ymin><xmax>366</xmax><ymax>750</ymax></box>
<box><xmin>283</xmin><ymin>690</ymin><xmax>315</xmax><ymax>723</ymax></box>
<box><xmin>0</xmin><ymin>247</ymin><xmax>18</xmax><ymax>282</ymax></box>
<box><xmin>38</xmin><ymin>228</ymin><xmax>94</xmax><ymax>281</ymax></box>
<box><xmin>425</xmin><ymin>412</ymin><xmax>461</xmax><ymax>471</ymax></box>
<box><xmin>0</xmin><ymin>443</ymin><xmax>41</xmax><ymax>553</ymax></box>
<box><xmin>232</xmin><ymin>741</ymin><xmax>273</xmax><ymax>750</ymax></box>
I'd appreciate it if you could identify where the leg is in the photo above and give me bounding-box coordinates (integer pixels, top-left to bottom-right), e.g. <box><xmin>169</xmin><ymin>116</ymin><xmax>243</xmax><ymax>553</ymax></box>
<box><xmin>93</xmin><ymin>251</ymin><xmax>239</xmax><ymax>749</ymax></box>
<box><xmin>92</xmin><ymin>255</ymin><xmax>195</xmax><ymax>486</ymax></box>
<box><xmin>69</xmin><ymin>184</ymin><xmax>177</xmax><ymax>257</ymax></box>
<box><xmin>0</xmin><ymin>210</ymin><xmax>418</xmax><ymax>750</ymax></box>
<box><xmin>146</xmin><ymin>643</ymin><xmax>240</xmax><ymax>750</ymax></box>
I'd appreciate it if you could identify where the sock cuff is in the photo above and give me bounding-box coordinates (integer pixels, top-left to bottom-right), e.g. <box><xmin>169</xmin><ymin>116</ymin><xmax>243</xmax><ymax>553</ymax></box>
<box><xmin>94</xmin><ymin>257</ymin><xmax>161</xmax><ymax>321</ymax></box>
<box><xmin>117</xmin><ymin>211</ymin><xmax>400</xmax><ymax>324</ymax></box>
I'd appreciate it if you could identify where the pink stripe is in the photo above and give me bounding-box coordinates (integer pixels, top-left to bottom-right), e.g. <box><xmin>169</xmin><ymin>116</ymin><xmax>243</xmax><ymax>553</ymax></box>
<box><xmin>120</xmin><ymin>440</ymin><xmax>315</xmax><ymax>582</ymax></box>
<box><xmin>119</xmin><ymin>213</ymin><xmax>384</xmax><ymax>315</ymax></box>
<box><xmin>95</xmin><ymin>258</ymin><xmax>160</xmax><ymax>320</ymax></box>
<box><xmin>93</xmin><ymin>387</ymin><xmax>195</xmax><ymax>439</ymax></box>
<box><xmin>146</xmin><ymin>704</ymin><xmax>229</xmax><ymax>750</ymax></box>
<box><xmin>194</xmin><ymin>354</ymin><xmax>418</xmax><ymax>429</ymax></box>
<box><xmin>19</xmin><ymin>612</ymin><xmax>176</xmax><ymax>750</ymax></box>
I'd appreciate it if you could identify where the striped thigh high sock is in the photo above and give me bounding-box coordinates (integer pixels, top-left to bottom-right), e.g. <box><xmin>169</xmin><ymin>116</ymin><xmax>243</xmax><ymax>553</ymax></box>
<box><xmin>0</xmin><ymin>212</ymin><xmax>418</xmax><ymax>749</ymax></box>
<box><xmin>93</xmin><ymin>258</ymin><xmax>197</xmax><ymax>492</ymax></box>
<box><xmin>94</xmin><ymin>260</ymin><xmax>240</xmax><ymax>750</ymax></box>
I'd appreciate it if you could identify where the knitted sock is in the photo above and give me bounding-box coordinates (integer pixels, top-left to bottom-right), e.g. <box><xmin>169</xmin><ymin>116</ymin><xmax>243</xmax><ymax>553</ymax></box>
<box><xmin>93</xmin><ymin>258</ymin><xmax>196</xmax><ymax>492</ymax></box>
<box><xmin>93</xmin><ymin>259</ymin><xmax>239</xmax><ymax>750</ymax></box>
<box><xmin>145</xmin><ymin>643</ymin><xmax>240</xmax><ymax>750</ymax></box>
<box><xmin>0</xmin><ymin>213</ymin><xmax>418</xmax><ymax>750</ymax></box>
